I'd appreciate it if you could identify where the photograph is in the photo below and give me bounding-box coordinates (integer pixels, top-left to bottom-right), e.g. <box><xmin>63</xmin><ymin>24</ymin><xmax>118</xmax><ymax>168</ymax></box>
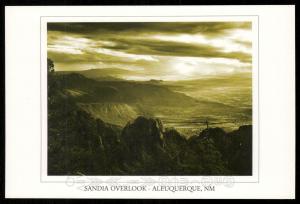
<box><xmin>47</xmin><ymin>21</ymin><xmax>253</xmax><ymax>176</ymax></box>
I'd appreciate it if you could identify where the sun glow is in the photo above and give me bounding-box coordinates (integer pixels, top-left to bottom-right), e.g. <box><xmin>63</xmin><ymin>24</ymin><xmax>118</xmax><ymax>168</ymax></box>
<box><xmin>173</xmin><ymin>61</ymin><xmax>195</xmax><ymax>76</ymax></box>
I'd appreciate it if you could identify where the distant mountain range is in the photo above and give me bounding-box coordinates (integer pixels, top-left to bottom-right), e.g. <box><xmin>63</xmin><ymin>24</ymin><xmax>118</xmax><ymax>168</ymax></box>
<box><xmin>57</xmin><ymin>68</ymin><xmax>137</xmax><ymax>80</ymax></box>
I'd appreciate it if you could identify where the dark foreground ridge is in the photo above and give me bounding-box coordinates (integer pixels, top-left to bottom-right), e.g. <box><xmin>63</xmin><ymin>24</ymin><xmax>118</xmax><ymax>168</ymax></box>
<box><xmin>49</xmin><ymin>109</ymin><xmax>252</xmax><ymax>175</ymax></box>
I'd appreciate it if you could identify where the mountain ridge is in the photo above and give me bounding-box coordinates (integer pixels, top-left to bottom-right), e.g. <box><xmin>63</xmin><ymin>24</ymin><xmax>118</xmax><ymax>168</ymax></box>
<box><xmin>56</xmin><ymin>68</ymin><xmax>137</xmax><ymax>80</ymax></box>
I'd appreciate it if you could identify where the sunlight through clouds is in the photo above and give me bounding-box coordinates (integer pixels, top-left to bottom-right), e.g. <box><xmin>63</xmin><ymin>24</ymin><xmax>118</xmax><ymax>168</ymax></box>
<box><xmin>47</xmin><ymin>22</ymin><xmax>252</xmax><ymax>80</ymax></box>
<box><xmin>151</xmin><ymin>30</ymin><xmax>251</xmax><ymax>54</ymax></box>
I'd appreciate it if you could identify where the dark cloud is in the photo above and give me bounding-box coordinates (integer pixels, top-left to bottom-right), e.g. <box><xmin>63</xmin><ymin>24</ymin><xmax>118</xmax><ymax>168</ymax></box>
<box><xmin>48</xmin><ymin>22</ymin><xmax>251</xmax><ymax>36</ymax></box>
<box><xmin>233</xmin><ymin>39</ymin><xmax>252</xmax><ymax>48</ymax></box>
<box><xmin>100</xmin><ymin>37</ymin><xmax>252</xmax><ymax>63</ymax></box>
<box><xmin>48</xmin><ymin>51</ymin><xmax>99</xmax><ymax>63</ymax></box>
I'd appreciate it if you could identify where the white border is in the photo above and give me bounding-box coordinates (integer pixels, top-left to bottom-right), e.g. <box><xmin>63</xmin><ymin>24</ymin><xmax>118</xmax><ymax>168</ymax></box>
<box><xmin>5</xmin><ymin>6</ymin><xmax>295</xmax><ymax>198</ymax></box>
<box><xmin>41</xmin><ymin>16</ymin><xmax>259</xmax><ymax>183</ymax></box>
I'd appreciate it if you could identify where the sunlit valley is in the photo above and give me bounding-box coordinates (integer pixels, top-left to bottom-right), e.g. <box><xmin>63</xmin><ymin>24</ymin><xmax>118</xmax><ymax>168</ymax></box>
<box><xmin>56</xmin><ymin>68</ymin><xmax>252</xmax><ymax>137</ymax></box>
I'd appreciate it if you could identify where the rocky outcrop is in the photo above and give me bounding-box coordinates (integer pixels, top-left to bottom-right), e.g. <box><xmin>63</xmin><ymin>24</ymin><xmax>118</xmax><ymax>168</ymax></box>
<box><xmin>122</xmin><ymin>116</ymin><xmax>164</xmax><ymax>147</ymax></box>
<box><xmin>120</xmin><ymin>117</ymin><xmax>163</xmax><ymax>164</ymax></box>
<box><xmin>227</xmin><ymin>125</ymin><xmax>252</xmax><ymax>175</ymax></box>
<box><xmin>193</xmin><ymin>125</ymin><xmax>252</xmax><ymax>175</ymax></box>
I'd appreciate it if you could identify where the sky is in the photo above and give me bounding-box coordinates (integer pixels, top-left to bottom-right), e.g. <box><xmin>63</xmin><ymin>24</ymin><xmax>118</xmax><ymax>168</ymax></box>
<box><xmin>47</xmin><ymin>22</ymin><xmax>252</xmax><ymax>81</ymax></box>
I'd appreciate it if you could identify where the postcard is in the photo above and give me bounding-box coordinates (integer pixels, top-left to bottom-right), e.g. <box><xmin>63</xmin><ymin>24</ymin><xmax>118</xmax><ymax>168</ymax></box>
<box><xmin>5</xmin><ymin>5</ymin><xmax>295</xmax><ymax>199</ymax></box>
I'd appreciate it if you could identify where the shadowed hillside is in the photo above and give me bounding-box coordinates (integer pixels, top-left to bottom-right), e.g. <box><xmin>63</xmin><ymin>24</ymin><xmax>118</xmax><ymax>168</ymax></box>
<box><xmin>53</xmin><ymin>73</ymin><xmax>198</xmax><ymax>105</ymax></box>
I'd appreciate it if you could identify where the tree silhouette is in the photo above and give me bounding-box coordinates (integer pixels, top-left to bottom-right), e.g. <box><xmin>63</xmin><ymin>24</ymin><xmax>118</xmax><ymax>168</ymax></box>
<box><xmin>47</xmin><ymin>58</ymin><xmax>55</xmax><ymax>73</ymax></box>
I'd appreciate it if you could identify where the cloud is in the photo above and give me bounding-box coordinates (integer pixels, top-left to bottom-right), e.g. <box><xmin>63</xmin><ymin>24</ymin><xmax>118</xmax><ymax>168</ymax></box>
<box><xmin>152</xmin><ymin>32</ymin><xmax>251</xmax><ymax>54</ymax></box>
<box><xmin>48</xmin><ymin>22</ymin><xmax>251</xmax><ymax>36</ymax></box>
<box><xmin>47</xmin><ymin>22</ymin><xmax>252</xmax><ymax>79</ymax></box>
<box><xmin>94</xmin><ymin>48</ymin><xmax>159</xmax><ymax>62</ymax></box>
<box><xmin>102</xmin><ymin>37</ymin><xmax>252</xmax><ymax>63</ymax></box>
